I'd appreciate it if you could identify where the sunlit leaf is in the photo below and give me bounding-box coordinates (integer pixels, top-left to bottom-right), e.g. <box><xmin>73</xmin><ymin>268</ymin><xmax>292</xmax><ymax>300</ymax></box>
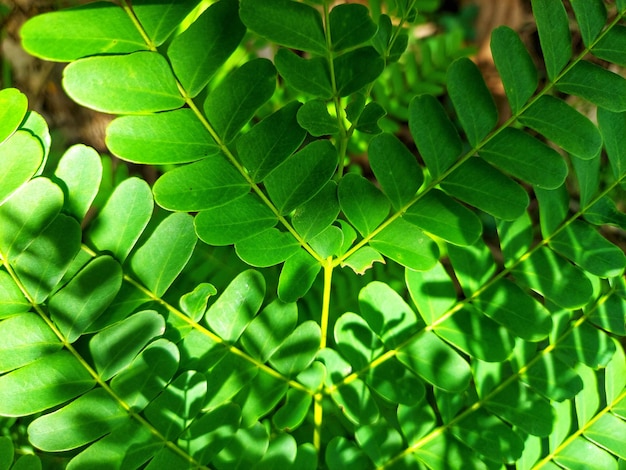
<box><xmin>370</xmin><ymin>219</ymin><xmax>439</xmax><ymax>271</ymax></box>
<box><xmin>0</xmin><ymin>314</ymin><xmax>61</xmax><ymax>373</ymax></box>
<box><xmin>54</xmin><ymin>145</ymin><xmax>101</xmax><ymax>221</ymax></box>
<box><xmin>241</xmin><ymin>298</ymin><xmax>297</xmax><ymax>362</ymax></box>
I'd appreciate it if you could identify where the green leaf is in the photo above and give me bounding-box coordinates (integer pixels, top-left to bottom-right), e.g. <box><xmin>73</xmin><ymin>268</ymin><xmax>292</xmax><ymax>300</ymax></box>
<box><xmin>535</xmin><ymin>184</ymin><xmax>570</xmax><ymax>237</ymax></box>
<box><xmin>269</xmin><ymin>320</ymin><xmax>321</xmax><ymax>376</ymax></box>
<box><xmin>235</xmin><ymin>228</ymin><xmax>301</xmax><ymax>267</ymax></box>
<box><xmin>296</xmin><ymin>100</ymin><xmax>339</xmax><ymax>136</ymax></box>
<box><xmin>447</xmin><ymin>58</ymin><xmax>497</xmax><ymax>146</ymax></box>
<box><xmin>585</xmin><ymin>197</ymin><xmax>626</xmax><ymax>229</ymax></box>
<box><xmin>0</xmin><ymin>351</ymin><xmax>94</xmax><ymax>417</ymax></box>
<box><xmin>274</xmin><ymin>49</ymin><xmax>333</xmax><ymax>99</ymax></box>
<box><xmin>358</xmin><ymin>281</ymin><xmax>420</xmax><ymax>348</ymax></box>
<box><xmin>490</xmin><ymin>26</ymin><xmax>537</xmax><ymax>114</ymax></box>
<box><xmin>153</xmin><ymin>156</ymin><xmax>249</xmax><ymax>212</ymax></box>
<box><xmin>356</xmin><ymin>102</ymin><xmax>386</xmax><ymax>134</ymax></box>
<box><xmin>557</xmin><ymin>61</ymin><xmax>626</xmax><ymax>112</ymax></box>
<box><xmin>49</xmin><ymin>255</ymin><xmax>122</xmax><ymax>343</ymax></box>
<box><xmin>292</xmin><ymin>181</ymin><xmax>340</xmax><ymax>241</ymax></box>
<box><xmin>144</xmin><ymin>370</ymin><xmax>207</xmax><ymax>440</ymax></box>
<box><xmin>213</xmin><ymin>422</ymin><xmax>269</xmax><ymax>469</ymax></box>
<box><xmin>334</xmin><ymin>47</ymin><xmax>385</xmax><ymax>97</ymax></box>
<box><xmin>597</xmin><ymin>107</ymin><xmax>626</xmax><ymax>180</ymax></box>
<box><xmin>130</xmin><ymin>213</ymin><xmax>197</xmax><ymax>297</ymax></box>
<box><xmin>54</xmin><ymin>145</ymin><xmax>102</xmax><ymax>221</ymax></box>
<box><xmin>0</xmin><ymin>177</ymin><xmax>62</xmax><ymax>262</ymax></box>
<box><xmin>341</xmin><ymin>246</ymin><xmax>385</xmax><ymax>275</ymax></box>
<box><xmin>480</xmin><ymin>128</ymin><xmax>567</xmax><ymax>189</ymax></box>
<box><xmin>339</xmin><ymin>173</ymin><xmax>390</xmax><ymax>237</ymax></box>
<box><xmin>180</xmin><ymin>403</ymin><xmax>241</xmax><ymax>465</ymax></box>
<box><xmin>106</xmin><ymin>109</ymin><xmax>220</xmax><ymax>165</ymax></box>
<box><xmin>241</xmin><ymin>298</ymin><xmax>297</xmax><ymax>362</ymax></box>
<box><xmin>264</xmin><ymin>140</ymin><xmax>337</xmax><ymax>215</ymax></box>
<box><xmin>406</xmin><ymin>262</ymin><xmax>457</xmax><ymax>325</ymax></box>
<box><xmin>0</xmin><ymin>130</ymin><xmax>44</xmax><ymax>207</ymax></box>
<box><xmin>589</xmin><ymin>293</ymin><xmax>626</xmax><ymax>336</ymax></box>
<box><xmin>519</xmin><ymin>95</ymin><xmax>602</xmax><ymax>160</ymax></box>
<box><xmin>571</xmin><ymin>150</ymin><xmax>601</xmax><ymax>208</ymax></box>
<box><xmin>237</xmin><ymin>101</ymin><xmax>306</xmax><ymax>183</ymax></box>
<box><xmin>0</xmin><ymin>436</ymin><xmax>12</xmax><ymax>470</ymax></box>
<box><xmin>62</xmin><ymin>52</ymin><xmax>184</xmax><ymax>114</ymax></box>
<box><xmin>0</xmin><ymin>314</ymin><xmax>61</xmax><ymax>373</ymax></box>
<box><xmin>512</xmin><ymin>247</ymin><xmax>593</xmax><ymax>309</ymax></box>
<box><xmin>273</xmin><ymin>389</ymin><xmax>311</xmax><ymax>431</ymax></box>
<box><xmin>331</xmin><ymin>378</ymin><xmax>379</xmax><ymax>425</ymax></box>
<box><xmin>329</xmin><ymin>3</ymin><xmax>377</xmax><ymax>51</ymax></box>
<box><xmin>240</xmin><ymin>0</ymin><xmax>326</xmax><ymax>54</ymax></box>
<box><xmin>409</xmin><ymin>94</ymin><xmax>462</xmax><ymax>178</ymax></box>
<box><xmin>20</xmin><ymin>2</ymin><xmax>148</xmax><ymax>61</ymax></box>
<box><xmin>325</xmin><ymin>437</ymin><xmax>371</xmax><ymax>470</ymax></box>
<box><xmin>367</xmin><ymin>357</ymin><xmax>425</xmax><ymax>406</ymax></box>
<box><xmin>404</xmin><ymin>189</ymin><xmax>482</xmax><ymax>246</ymax></box>
<box><xmin>195</xmin><ymin>194</ymin><xmax>277</xmax><ymax>246</ymax></box>
<box><xmin>310</xmin><ymin>226</ymin><xmax>343</xmax><ymax>258</ymax></box>
<box><xmin>206</xmin><ymin>270</ymin><xmax>265</xmax><ymax>343</ymax></box>
<box><xmin>452</xmin><ymin>410</ymin><xmax>524</xmax><ymax>463</ymax></box>
<box><xmin>254</xmin><ymin>433</ymin><xmax>297</xmax><ymax>469</ymax></box>
<box><xmin>570</xmin><ymin>0</ymin><xmax>606</xmax><ymax>47</ymax></box>
<box><xmin>441</xmin><ymin>158</ymin><xmax>529</xmax><ymax>220</ymax></box>
<box><xmin>110</xmin><ymin>338</ymin><xmax>180</xmax><ymax>412</ymax></box>
<box><xmin>132</xmin><ymin>0</ymin><xmax>200</xmax><ymax>46</ymax></box>
<box><xmin>335</xmin><ymin>312</ymin><xmax>383</xmax><ymax>370</ymax></box>
<box><xmin>278</xmin><ymin>250</ymin><xmax>321</xmax><ymax>302</ymax></box>
<box><xmin>549</xmin><ymin>220</ymin><xmax>626</xmax><ymax>278</ymax></box>
<box><xmin>593</xmin><ymin>25</ymin><xmax>626</xmax><ymax>66</ymax></box>
<box><xmin>0</xmin><ymin>88</ymin><xmax>28</xmax><ymax>144</ymax></box>
<box><xmin>555</xmin><ymin>436</ymin><xmax>618</xmax><ymax>470</ymax></box>
<box><xmin>204</xmin><ymin>59</ymin><xmax>277</xmax><ymax>143</ymax></box>
<box><xmin>27</xmin><ymin>389</ymin><xmax>127</xmax><ymax>452</ymax></box>
<box><xmin>448</xmin><ymin>242</ymin><xmax>497</xmax><ymax>296</ymax></box>
<box><xmin>398</xmin><ymin>402</ymin><xmax>437</xmax><ymax>446</ymax></box>
<box><xmin>356</xmin><ymin>421</ymin><xmax>404</xmax><ymax>466</ymax></box>
<box><xmin>0</xmin><ymin>271</ymin><xmax>30</xmax><ymax>319</ymax></box>
<box><xmin>435</xmin><ymin>306</ymin><xmax>515</xmax><ymax>362</ymax></box>
<box><xmin>168</xmin><ymin>0</ymin><xmax>244</xmax><ymax>96</ymax></box>
<box><xmin>87</xmin><ymin>177</ymin><xmax>153</xmax><ymax>262</ymax></box>
<box><xmin>397</xmin><ymin>330</ymin><xmax>471</xmax><ymax>393</ymax></box>
<box><xmin>521</xmin><ymin>353</ymin><xmax>583</xmax><ymax>401</ymax></box>
<box><xmin>370</xmin><ymin>219</ymin><xmax>439</xmax><ymax>271</ymax></box>
<box><xmin>368</xmin><ymin>133</ymin><xmax>423</xmax><ymax>210</ymax></box>
<box><xmin>531</xmin><ymin>0</ymin><xmax>571</xmax><ymax>81</ymax></box>
<box><xmin>498</xmin><ymin>213</ymin><xmax>534</xmax><ymax>266</ymax></box>
<box><xmin>13</xmin><ymin>214</ymin><xmax>82</xmax><ymax>304</ymax></box>
<box><xmin>90</xmin><ymin>310</ymin><xmax>165</xmax><ymax>381</ymax></box>
<box><xmin>477</xmin><ymin>279</ymin><xmax>553</xmax><ymax>342</ymax></box>
<box><xmin>557</xmin><ymin>322</ymin><xmax>616</xmax><ymax>369</ymax></box>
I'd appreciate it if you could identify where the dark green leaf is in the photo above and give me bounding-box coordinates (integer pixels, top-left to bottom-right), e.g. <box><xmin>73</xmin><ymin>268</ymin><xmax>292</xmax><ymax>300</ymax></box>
<box><xmin>241</xmin><ymin>298</ymin><xmax>297</xmax><ymax>361</ymax></box>
<box><xmin>292</xmin><ymin>181</ymin><xmax>340</xmax><ymax>241</ymax></box>
<box><xmin>356</xmin><ymin>421</ymin><xmax>404</xmax><ymax>466</ymax></box>
<box><xmin>570</xmin><ymin>0</ymin><xmax>606</xmax><ymax>47</ymax></box>
<box><xmin>240</xmin><ymin>0</ymin><xmax>326</xmax><ymax>54</ymax></box>
<box><xmin>519</xmin><ymin>95</ymin><xmax>602</xmax><ymax>160</ymax></box>
<box><xmin>264</xmin><ymin>140</ymin><xmax>337</xmax><ymax>215</ymax></box>
<box><xmin>203</xmin><ymin>354</ymin><xmax>258</xmax><ymax>410</ymax></box>
<box><xmin>370</xmin><ymin>219</ymin><xmax>439</xmax><ymax>271</ymax></box>
<box><xmin>335</xmin><ymin>312</ymin><xmax>383</xmax><ymax>370</ymax></box>
<box><xmin>274</xmin><ymin>49</ymin><xmax>332</xmax><ymax>99</ymax></box>
<box><xmin>404</xmin><ymin>189</ymin><xmax>482</xmax><ymax>246</ymax></box>
<box><xmin>90</xmin><ymin>310</ymin><xmax>165</xmax><ymax>380</ymax></box>
<box><xmin>366</xmin><ymin>357</ymin><xmax>425</xmax><ymax>406</ymax></box>
<box><xmin>597</xmin><ymin>107</ymin><xmax>626</xmax><ymax>180</ymax></box>
<box><xmin>237</xmin><ymin>101</ymin><xmax>306</xmax><ymax>183</ymax></box>
<box><xmin>131</xmin><ymin>0</ymin><xmax>200</xmax><ymax>46</ymax></box>
<box><xmin>585</xmin><ymin>197</ymin><xmax>626</xmax><ymax>229</ymax></box>
<box><xmin>20</xmin><ymin>2</ymin><xmax>148</xmax><ymax>61</ymax></box>
<box><xmin>334</xmin><ymin>47</ymin><xmax>385</xmax><ymax>97</ymax></box>
<box><xmin>153</xmin><ymin>156</ymin><xmax>249</xmax><ymax>212</ymax></box>
<box><xmin>593</xmin><ymin>25</ymin><xmax>626</xmax><ymax>66</ymax></box>
<box><xmin>512</xmin><ymin>246</ymin><xmax>593</xmax><ymax>309</ymax></box>
<box><xmin>325</xmin><ymin>437</ymin><xmax>371</xmax><ymax>470</ymax></box>
<box><xmin>448</xmin><ymin>242</ymin><xmax>497</xmax><ymax>295</ymax></box>
<box><xmin>557</xmin><ymin>61</ymin><xmax>626</xmax><ymax>112</ymax></box>
<box><xmin>490</xmin><ymin>26</ymin><xmax>537</xmax><ymax>114</ymax></box>
<box><xmin>556</xmin><ymin>322</ymin><xmax>616</xmax><ymax>369</ymax></box>
<box><xmin>212</xmin><ymin>422</ymin><xmax>269</xmax><ymax>469</ymax></box>
<box><xmin>130</xmin><ymin>213</ymin><xmax>197</xmax><ymax>297</ymax></box>
<box><xmin>480</xmin><ymin>128</ymin><xmax>567</xmax><ymax>188</ymax></box>
<box><xmin>87</xmin><ymin>177</ymin><xmax>153</xmax><ymax>262</ymax></box>
<box><xmin>204</xmin><ymin>59</ymin><xmax>277</xmax><ymax>143</ymax></box>
<box><xmin>397</xmin><ymin>330</ymin><xmax>471</xmax><ymax>392</ymax></box>
<box><xmin>441</xmin><ymin>158</ymin><xmax>529</xmax><ymax>220</ymax></box>
<box><xmin>339</xmin><ymin>173</ymin><xmax>390</xmax><ymax>236</ymax></box>
<box><xmin>571</xmin><ymin>150</ymin><xmax>601</xmax><ymax>208</ymax></box>
<box><xmin>296</xmin><ymin>99</ymin><xmax>339</xmax><ymax>136</ymax></box>
<box><xmin>205</xmin><ymin>270</ymin><xmax>265</xmax><ymax>343</ymax></box>
<box><xmin>356</xmin><ymin>102</ymin><xmax>386</xmax><ymax>134</ymax></box>
<box><xmin>589</xmin><ymin>293</ymin><xmax>626</xmax><ymax>336</ymax></box>
<box><xmin>409</xmin><ymin>94</ymin><xmax>462</xmax><ymax>178</ymax></box>
<box><xmin>0</xmin><ymin>351</ymin><xmax>94</xmax><ymax>417</ymax></box>
<box><xmin>447</xmin><ymin>58</ymin><xmax>498</xmax><ymax>146</ymax></box>
<box><xmin>368</xmin><ymin>133</ymin><xmax>423</xmax><ymax>210</ymax></box>
<box><xmin>49</xmin><ymin>255</ymin><xmax>122</xmax><ymax>343</ymax></box>
<box><xmin>235</xmin><ymin>228</ymin><xmax>301</xmax><ymax>267</ymax></box>
<box><xmin>273</xmin><ymin>389</ymin><xmax>311</xmax><ymax>431</ymax></box>
<box><xmin>62</xmin><ymin>52</ymin><xmax>184</xmax><ymax>114</ymax></box>
<box><xmin>106</xmin><ymin>109</ymin><xmax>219</xmax><ymax>165</ymax></box>
<box><xmin>27</xmin><ymin>389</ymin><xmax>126</xmax><ymax>452</ymax></box>
<box><xmin>535</xmin><ymin>184</ymin><xmax>570</xmax><ymax>237</ymax></box>
<box><xmin>277</xmin><ymin>251</ymin><xmax>321</xmax><ymax>302</ymax></box>
<box><xmin>531</xmin><ymin>0</ymin><xmax>571</xmax><ymax>81</ymax></box>
<box><xmin>406</xmin><ymin>262</ymin><xmax>457</xmax><ymax>325</ymax></box>
<box><xmin>269</xmin><ymin>320</ymin><xmax>321</xmax><ymax>376</ymax></box>
<box><xmin>329</xmin><ymin>4</ymin><xmax>377</xmax><ymax>51</ymax></box>
<box><xmin>330</xmin><ymin>378</ymin><xmax>379</xmax><ymax>425</ymax></box>
<box><xmin>168</xmin><ymin>0</ymin><xmax>244</xmax><ymax>97</ymax></box>
<box><xmin>520</xmin><ymin>353</ymin><xmax>583</xmax><ymax>401</ymax></box>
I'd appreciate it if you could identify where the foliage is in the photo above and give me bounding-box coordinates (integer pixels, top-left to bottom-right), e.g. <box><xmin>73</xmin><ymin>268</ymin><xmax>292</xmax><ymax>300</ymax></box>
<box><xmin>1</xmin><ymin>0</ymin><xmax>626</xmax><ymax>468</ymax></box>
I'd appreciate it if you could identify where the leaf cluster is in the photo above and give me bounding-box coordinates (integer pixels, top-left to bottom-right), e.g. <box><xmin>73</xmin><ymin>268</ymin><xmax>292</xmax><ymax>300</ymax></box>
<box><xmin>1</xmin><ymin>0</ymin><xmax>626</xmax><ymax>468</ymax></box>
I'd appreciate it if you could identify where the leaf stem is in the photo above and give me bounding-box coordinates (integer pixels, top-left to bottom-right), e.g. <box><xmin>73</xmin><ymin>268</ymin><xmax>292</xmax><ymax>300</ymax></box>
<box><xmin>319</xmin><ymin>256</ymin><xmax>334</xmax><ymax>349</ymax></box>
